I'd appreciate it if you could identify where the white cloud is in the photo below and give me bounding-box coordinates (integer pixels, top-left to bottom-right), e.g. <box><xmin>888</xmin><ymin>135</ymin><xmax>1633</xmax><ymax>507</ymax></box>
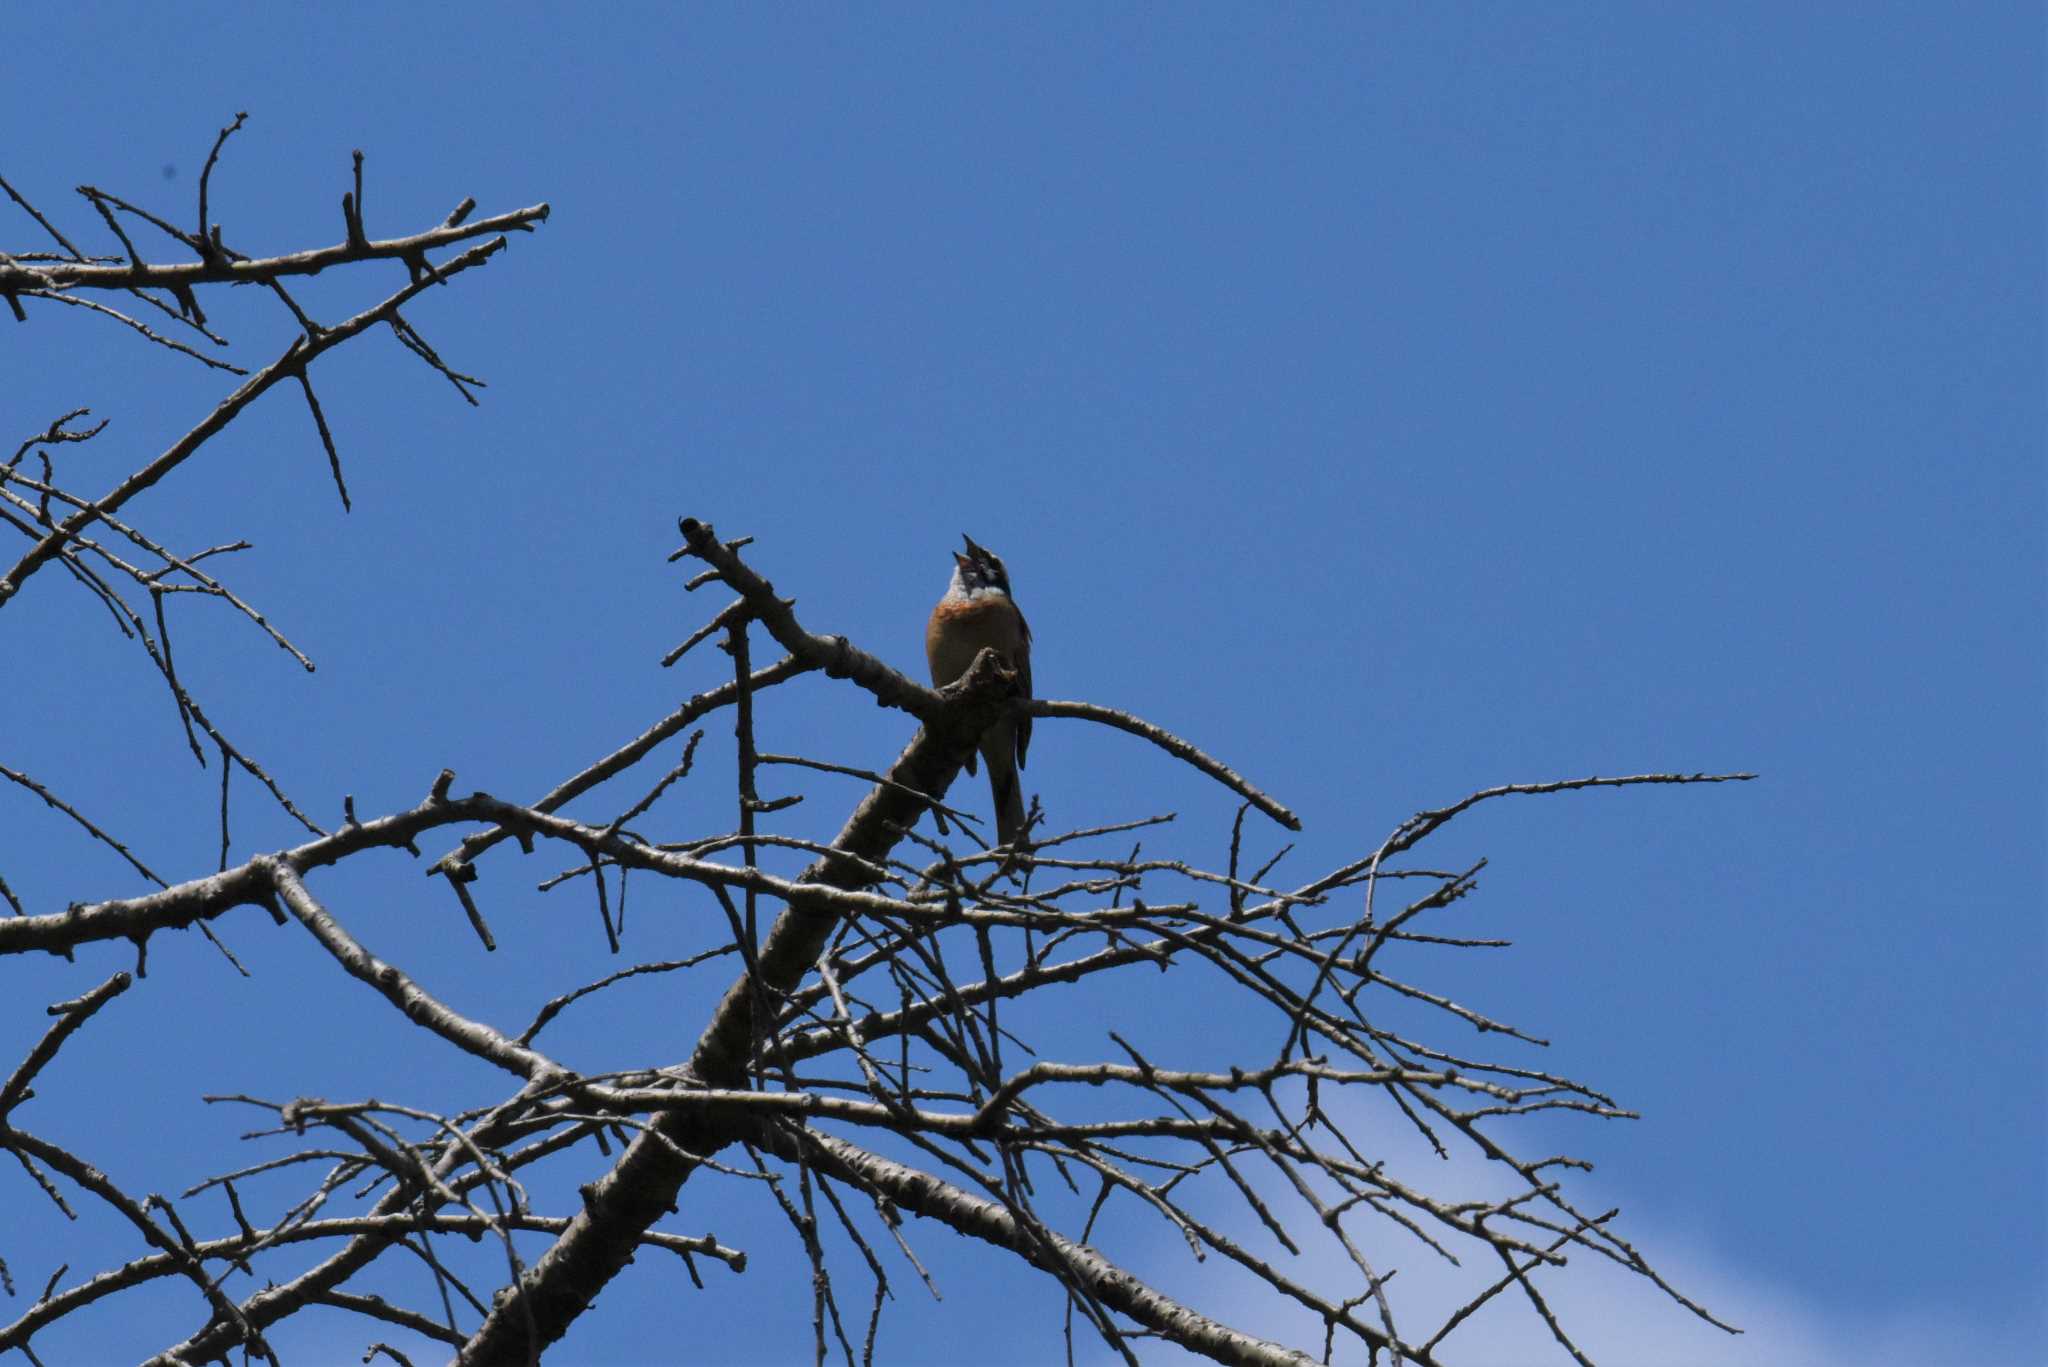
<box><xmin>1097</xmin><ymin>1117</ymin><xmax>2040</xmax><ymax>1367</ymax></box>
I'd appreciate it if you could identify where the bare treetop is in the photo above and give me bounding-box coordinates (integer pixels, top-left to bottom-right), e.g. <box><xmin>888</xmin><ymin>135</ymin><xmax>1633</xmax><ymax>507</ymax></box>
<box><xmin>1</xmin><ymin>121</ymin><xmax>1750</xmax><ymax>1367</ymax></box>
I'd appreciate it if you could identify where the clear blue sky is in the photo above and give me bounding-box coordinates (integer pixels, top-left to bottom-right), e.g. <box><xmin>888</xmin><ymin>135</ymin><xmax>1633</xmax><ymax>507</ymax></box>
<box><xmin>4</xmin><ymin>6</ymin><xmax>2040</xmax><ymax>1364</ymax></box>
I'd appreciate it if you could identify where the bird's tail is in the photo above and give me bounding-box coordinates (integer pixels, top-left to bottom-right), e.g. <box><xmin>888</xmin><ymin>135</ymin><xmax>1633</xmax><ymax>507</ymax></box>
<box><xmin>985</xmin><ymin>747</ymin><xmax>1028</xmax><ymax>848</ymax></box>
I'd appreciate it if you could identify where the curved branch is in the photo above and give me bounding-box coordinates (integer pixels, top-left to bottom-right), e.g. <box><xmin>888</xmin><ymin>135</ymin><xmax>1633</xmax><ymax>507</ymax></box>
<box><xmin>1032</xmin><ymin>698</ymin><xmax>1301</xmax><ymax>830</ymax></box>
<box><xmin>764</xmin><ymin>1125</ymin><xmax>1393</xmax><ymax>1367</ymax></box>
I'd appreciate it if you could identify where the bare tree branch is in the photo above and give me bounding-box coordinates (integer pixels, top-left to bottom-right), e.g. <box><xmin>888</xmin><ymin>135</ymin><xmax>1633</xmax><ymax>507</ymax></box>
<box><xmin>2</xmin><ymin>124</ymin><xmax>1748</xmax><ymax>1367</ymax></box>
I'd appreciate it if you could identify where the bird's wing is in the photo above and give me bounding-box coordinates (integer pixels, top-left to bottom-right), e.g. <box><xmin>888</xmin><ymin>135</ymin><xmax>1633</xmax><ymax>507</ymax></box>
<box><xmin>1015</xmin><ymin>607</ymin><xmax>1033</xmax><ymax>768</ymax></box>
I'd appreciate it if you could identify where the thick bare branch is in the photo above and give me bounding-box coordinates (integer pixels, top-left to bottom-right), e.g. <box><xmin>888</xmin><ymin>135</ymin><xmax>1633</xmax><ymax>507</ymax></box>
<box><xmin>0</xmin><ymin>202</ymin><xmax>548</xmax><ymax>297</ymax></box>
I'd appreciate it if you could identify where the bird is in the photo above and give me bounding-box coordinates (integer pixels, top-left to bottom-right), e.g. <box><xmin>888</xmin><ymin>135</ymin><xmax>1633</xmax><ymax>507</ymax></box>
<box><xmin>925</xmin><ymin>534</ymin><xmax>1033</xmax><ymax>848</ymax></box>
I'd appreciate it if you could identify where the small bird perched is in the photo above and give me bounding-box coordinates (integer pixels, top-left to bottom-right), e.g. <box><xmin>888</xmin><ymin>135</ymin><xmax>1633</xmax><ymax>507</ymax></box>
<box><xmin>925</xmin><ymin>534</ymin><xmax>1033</xmax><ymax>848</ymax></box>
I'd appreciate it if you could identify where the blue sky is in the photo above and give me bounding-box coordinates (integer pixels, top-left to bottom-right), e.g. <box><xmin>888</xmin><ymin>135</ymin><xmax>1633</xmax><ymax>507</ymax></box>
<box><xmin>3</xmin><ymin>6</ymin><xmax>2040</xmax><ymax>1364</ymax></box>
